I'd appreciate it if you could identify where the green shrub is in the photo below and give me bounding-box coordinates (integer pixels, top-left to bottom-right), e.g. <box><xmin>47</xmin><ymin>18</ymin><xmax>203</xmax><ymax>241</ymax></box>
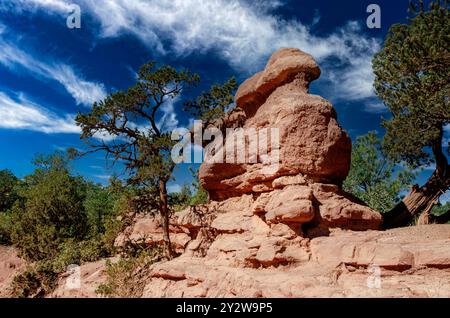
<box><xmin>96</xmin><ymin>248</ymin><xmax>162</xmax><ymax>298</ymax></box>
<box><xmin>11</xmin><ymin>262</ymin><xmax>58</xmax><ymax>298</ymax></box>
<box><xmin>51</xmin><ymin>239</ymin><xmax>81</xmax><ymax>273</ymax></box>
<box><xmin>0</xmin><ymin>169</ymin><xmax>20</xmax><ymax>212</ymax></box>
<box><xmin>10</xmin><ymin>164</ymin><xmax>88</xmax><ymax>261</ymax></box>
<box><xmin>79</xmin><ymin>239</ymin><xmax>106</xmax><ymax>262</ymax></box>
<box><xmin>0</xmin><ymin>212</ymin><xmax>13</xmax><ymax>244</ymax></box>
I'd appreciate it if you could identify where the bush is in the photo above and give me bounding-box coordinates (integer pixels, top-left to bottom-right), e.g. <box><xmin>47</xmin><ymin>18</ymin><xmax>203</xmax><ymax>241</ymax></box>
<box><xmin>0</xmin><ymin>212</ymin><xmax>13</xmax><ymax>244</ymax></box>
<box><xmin>10</xmin><ymin>166</ymin><xmax>88</xmax><ymax>261</ymax></box>
<box><xmin>96</xmin><ymin>248</ymin><xmax>162</xmax><ymax>298</ymax></box>
<box><xmin>11</xmin><ymin>262</ymin><xmax>58</xmax><ymax>298</ymax></box>
<box><xmin>79</xmin><ymin>239</ymin><xmax>107</xmax><ymax>262</ymax></box>
<box><xmin>343</xmin><ymin>132</ymin><xmax>415</xmax><ymax>213</ymax></box>
<box><xmin>0</xmin><ymin>169</ymin><xmax>20</xmax><ymax>212</ymax></box>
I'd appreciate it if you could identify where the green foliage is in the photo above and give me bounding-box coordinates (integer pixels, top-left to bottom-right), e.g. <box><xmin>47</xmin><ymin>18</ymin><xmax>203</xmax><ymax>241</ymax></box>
<box><xmin>372</xmin><ymin>0</ymin><xmax>449</xmax><ymax>167</ymax></box>
<box><xmin>167</xmin><ymin>166</ymin><xmax>210</xmax><ymax>211</ymax></box>
<box><xmin>344</xmin><ymin>132</ymin><xmax>416</xmax><ymax>213</ymax></box>
<box><xmin>51</xmin><ymin>239</ymin><xmax>81</xmax><ymax>273</ymax></box>
<box><xmin>11</xmin><ymin>262</ymin><xmax>58</xmax><ymax>298</ymax></box>
<box><xmin>188</xmin><ymin>167</ymin><xmax>208</xmax><ymax>205</ymax></box>
<box><xmin>0</xmin><ymin>169</ymin><xmax>20</xmax><ymax>212</ymax></box>
<box><xmin>76</xmin><ymin>62</ymin><xmax>200</xmax><ymax>187</ymax></box>
<box><xmin>0</xmin><ymin>211</ymin><xmax>13</xmax><ymax>244</ymax></box>
<box><xmin>185</xmin><ymin>77</ymin><xmax>238</xmax><ymax>124</ymax></box>
<box><xmin>189</xmin><ymin>186</ymin><xmax>208</xmax><ymax>206</ymax></box>
<box><xmin>431</xmin><ymin>202</ymin><xmax>450</xmax><ymax>217</ymax></box>
<box><xmin>4</xmin><ymin>152</ymin><xmax>129</xmax><ymax>297</ymax></box>
<box><xmin>96</xmin><ymin>248</ymin><xmax>162</xmax><ymax>298</ymax></box>
<box><xmin>9</xmin><ymin>154</ymin><xmax>88</xmax><ymax>261</ymax></box>
<box><xmin>84</xmin><ymin>182</ymin><xmax>120</xmax><ymax>237</ymax></box>
<box><xmin>168</xmin><ymin>184</ymin><xmax>192</xmax><ymax>211</ymax></box>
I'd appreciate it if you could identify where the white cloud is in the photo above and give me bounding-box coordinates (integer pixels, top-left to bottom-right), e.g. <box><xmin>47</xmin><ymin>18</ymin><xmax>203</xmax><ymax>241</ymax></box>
<box><xmin>0</xmin><ymin>91</ymin><xmax>80</xmax><ymax>134</ymax></box>
<box><xmin>0</xmin><ymin>32</ymin><xmax>106</xmax><ymax>106</ymax></box>
<box><xmin>364</xmin><ymin>101</ymin><xmax>388</xmax><ymax>114</ymax></box>
<box><xmin>0</xmin><ymin>90</ymin><xmax>115</xmax><ymax>140</ymax></box>
<box><xmin>92</xmin><ymin>129</ymin><xmax>118</xmax><ymax>142</ymax></box>
<box><xmin>157</xmin><ymin>95</ymin><xmax>180</xmax><ymax>133</ymax></box>
<box><xmin>11</xmin><ymin>0</ymin><xmax>74</xmax><ymax>12</ymax></box>
<box><xmin>167</xmin><ymin>183</ymin><xmax>182</xmax><ymax>193</ymax></box>
<box><xmin>94</xmin><ymin>174</ymin><xmax>112</xmax><ymax>180</ymax></box>
<box><xmin>10</xmin><ymin>0</ymin><xmax>381</xmax><ymax>104</ymax></box>
<box><xmin>48</xmin><ymin>64</ymin><xmax>107</xmax><ymax>106</ymax></box>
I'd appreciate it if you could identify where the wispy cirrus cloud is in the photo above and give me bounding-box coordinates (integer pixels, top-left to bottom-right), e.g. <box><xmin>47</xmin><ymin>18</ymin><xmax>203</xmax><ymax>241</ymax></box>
<box><xmin>0</xmin><ymin>90</ymin><xmax>119</xmax><ymax>141</ymax></box>
<box><xmin>0</xmin><ymin>91</ymin><xmax>80</xmax><ymax>134</ymax></box>
<box><xmin>1</xmin><ymin>0</ymin><xmax>74</xmax><ymax>12</ymax></box>
<box><xmin>7</xmin><ymin>0</ymin><xmax>381</xmax><ymax>106</ymax></box>
<box><xmin>0</xmin><ymin>26</ymin><xmax>106</xmax><ymax>106</ymax></box>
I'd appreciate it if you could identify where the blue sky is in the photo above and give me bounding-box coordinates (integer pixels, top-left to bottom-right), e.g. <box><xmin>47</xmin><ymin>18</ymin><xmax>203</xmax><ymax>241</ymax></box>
<box><xmin>0</xmin><ymin>0</ymin><xmax>448</xmax><ymax>200</ymax></box>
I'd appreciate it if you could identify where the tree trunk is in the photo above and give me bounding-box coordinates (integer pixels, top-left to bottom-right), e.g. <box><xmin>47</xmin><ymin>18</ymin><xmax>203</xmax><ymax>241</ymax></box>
<box><xmin>382</xmin><ymin>130</ymin><xmax>450</xmax><ymax>229</ymax></box>
<box><xmin>159</xmin><ymin>179</ymin><xmax>174</xmax><ymax>259</ymax></box>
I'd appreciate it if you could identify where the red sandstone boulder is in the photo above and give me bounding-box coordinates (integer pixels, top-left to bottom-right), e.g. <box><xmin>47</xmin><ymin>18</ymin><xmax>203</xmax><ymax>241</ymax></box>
<box><xmin>236</xmin><ymin>48</ymin><xmax>321</xmax><ymax>117</ymax></box>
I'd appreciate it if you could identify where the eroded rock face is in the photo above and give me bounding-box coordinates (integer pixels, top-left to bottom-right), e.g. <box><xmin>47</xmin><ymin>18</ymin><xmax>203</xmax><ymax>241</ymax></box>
<box><xmin>44</xmin><ymin>217</ymin><xmax>450</xmax><ymax>298</ymax></box>
<box><xmin>140</xmin><ymin>221</ymin><xmax>450</xmax><ymax>298</ymax></box>
<box><xmin>199</xmin><ymin>48</ymin><xmax>381</xmax><ymax>233</ymax></box>
<box><xmin>38</xmin><ymin>211</ymin><xmax>450</xmax><ymax>298</ymax></box>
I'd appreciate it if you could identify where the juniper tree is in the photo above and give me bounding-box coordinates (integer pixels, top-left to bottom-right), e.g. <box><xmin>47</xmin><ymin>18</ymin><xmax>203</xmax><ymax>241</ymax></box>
<box><xmin>372</xmin><ymin>0</ymin><xmax>449</xmax><ymax>227</ymax></box>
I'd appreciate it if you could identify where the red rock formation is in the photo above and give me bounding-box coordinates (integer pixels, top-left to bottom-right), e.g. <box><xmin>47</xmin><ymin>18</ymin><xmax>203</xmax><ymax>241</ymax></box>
<box><xmin>113</xmin><ymin>214</ymin><xmax>450</xmax><ymax>298</ymax></box>
<box><xmin>199</xmin><ymin>48</ymin><xmax>381</xmax><ymax>233</ymax></box>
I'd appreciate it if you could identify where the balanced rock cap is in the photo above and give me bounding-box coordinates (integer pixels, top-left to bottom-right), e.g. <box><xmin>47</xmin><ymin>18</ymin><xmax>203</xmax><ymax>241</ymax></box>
<box><xmin>236</xmin><ymin>48</ymin><xmax>321</xmax><ymax>117</ymax></box>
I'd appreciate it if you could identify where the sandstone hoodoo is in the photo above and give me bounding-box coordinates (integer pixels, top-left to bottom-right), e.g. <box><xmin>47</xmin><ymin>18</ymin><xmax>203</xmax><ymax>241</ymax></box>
<box><xmin>199</xmin><ymin>48</ymin><xmax>382</xmax><ymax>235</ymax></box>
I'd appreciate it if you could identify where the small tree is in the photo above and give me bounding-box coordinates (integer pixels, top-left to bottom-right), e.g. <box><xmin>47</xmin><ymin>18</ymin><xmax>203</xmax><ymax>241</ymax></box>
<box><xmin>76</xmin><ymin>62</ymin><xmax>236</xmax><ymax>258</ymax></box>
<box><xmin>372</xmin><ymin>0</ymin><xmax>450</xmax><ymax>227</ymax></box>
<box><xmin>188</xmin><ymin>166</ymin><xmax>208</xmax><ymax>205</ymax></box>
<box><xmin>84</xmin><ymin>182</ymin><xmax>119</xmax><ymax>237</ymax></box>
<box><xmin>344</xmin><ymin>132</ymin><xmax>416</xmax><ymax>213</ymax></box>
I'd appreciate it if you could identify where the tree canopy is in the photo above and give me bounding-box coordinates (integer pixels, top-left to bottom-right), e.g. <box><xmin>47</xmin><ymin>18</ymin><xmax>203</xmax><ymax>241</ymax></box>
<box><xmin>372</xmin><ymin>0</ymin><xmax>450</xmax><ymax>226</ymax></box>
<box><xmin>373</xmin><ymin>0</ymin><xmax>449</xmax><ymax>169</ymax></box>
